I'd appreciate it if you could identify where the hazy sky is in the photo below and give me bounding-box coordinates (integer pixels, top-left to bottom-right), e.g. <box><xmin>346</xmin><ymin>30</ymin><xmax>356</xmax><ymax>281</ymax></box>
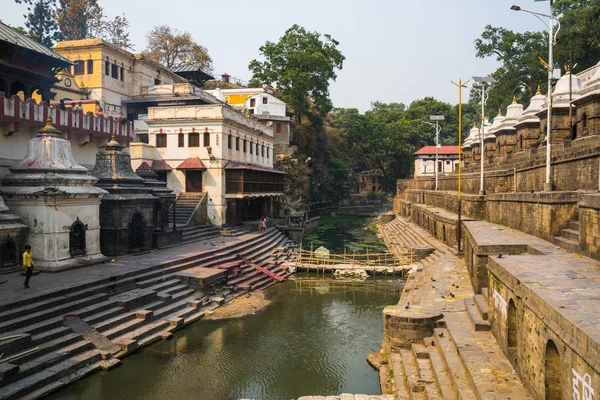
<box><xmin>3</xmin><ymin>0</ymin><xmax>552</xmax><ymax>111</ymax></box>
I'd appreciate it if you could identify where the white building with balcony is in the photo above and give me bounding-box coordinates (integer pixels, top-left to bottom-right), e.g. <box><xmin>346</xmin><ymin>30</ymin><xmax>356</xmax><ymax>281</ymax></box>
<box><xmin>129</xmin><ymin>104</ymin><xmax>284</xmax><ymax>226</ymax></box>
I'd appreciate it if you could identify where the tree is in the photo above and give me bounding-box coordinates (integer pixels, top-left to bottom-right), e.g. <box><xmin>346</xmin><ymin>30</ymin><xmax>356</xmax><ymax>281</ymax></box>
<box><xmin>104</xmin><ymin>14</ymin><xmax>133</xmax><ymax>50</ymax></box>
<box><xmin>554</xmin><ymin>0</ymin><xmax>600</xmax><ymax>71</ymax></box>
<box><xmin>14</xmin><ymin>0</ymin><xmax>60</xmax><ymax>47</ymax></box>
<box><xmin>275</xmin><ymin>155</ymin><xmax>310</xmax><ymax>212</ymax></box>
<box><xmin>142</xmin><ymin>26</ymin><xmax>213</xmax><ymax>71</ymax></box>
<box><xmin>54</xmin><ymin>0</ymin><xmax>102</xmax><ymax>41</ymax></box>
<box><xmin>474</xmin><ymin>25</ymin><xmax>547</xmax><ymax>114</ymax></box>
<box><xmin>248</xmin><ymin>25</ymin><xmax>345</xmax><ymax>124</ymax></box>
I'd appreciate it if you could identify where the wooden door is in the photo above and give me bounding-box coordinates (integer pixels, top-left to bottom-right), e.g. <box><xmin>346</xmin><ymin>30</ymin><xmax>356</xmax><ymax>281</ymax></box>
<box><xmin>186</xmin><ymin>170</ymin><xmax>203</xmax><ymax>192</ymax></box>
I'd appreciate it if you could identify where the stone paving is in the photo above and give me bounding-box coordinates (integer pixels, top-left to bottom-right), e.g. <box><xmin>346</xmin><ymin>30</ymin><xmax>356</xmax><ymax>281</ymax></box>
<box><xmin>0</xmin><ymin>233</ymin><xmax>245</xmax><ymax>306</ymax></box>
<box><xmin>379</xmin><ymin>217</ymin><xmax>532</xmax><ymax>399</ymax></box>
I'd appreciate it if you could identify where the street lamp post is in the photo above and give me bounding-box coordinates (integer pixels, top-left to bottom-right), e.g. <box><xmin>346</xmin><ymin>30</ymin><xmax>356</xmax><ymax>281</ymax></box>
<box><xmin>471</xmin><ymin>76</ymin><xmax>495</xmax><ymax>195</ymax></box>
<box><xmin>424</xmin><ymin>116</ymin><xmax>445</xmax><ymax>190</ymax></box>
<box><xmin>511</xmin><ymin>1</ymin><xmax>559</xmax><ymax>192</ymax></box>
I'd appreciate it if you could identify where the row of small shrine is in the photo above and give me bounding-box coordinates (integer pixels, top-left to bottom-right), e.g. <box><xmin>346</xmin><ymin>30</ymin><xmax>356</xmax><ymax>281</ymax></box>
<box><xmin>462</xmin><ymin>63</ymin><xmax>600</xmax><ymax>167</ymax></box>
<box><xmin>0</xmin><ymin>118</ymin><xmax>181</xmax><ymax>271</ymax></box>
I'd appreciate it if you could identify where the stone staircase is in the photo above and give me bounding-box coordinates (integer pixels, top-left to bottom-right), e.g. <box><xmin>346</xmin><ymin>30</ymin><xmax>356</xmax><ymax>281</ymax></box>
<box><xmin>553</xmin><ymin>216</ymin><xmax>580</xmax><ymax>252</ymax></box>
<box><xmin>168</xmin><ymin>196</ymin><xmax>200</xmax><ymax>227</ymax></box>
<box><xmin>380</xmin><ymin>217</ymin><xmax>443</xmax><ymax>265</ymax></box>
<box><xmin>0</xmin><ymin>228</ymin><xmax>293</xmax><ymax>400</ymax></box>
<box><xmin>380</xmin><ymin>216</ymin><xmax>531</xmax><ymax>400</ymax></box>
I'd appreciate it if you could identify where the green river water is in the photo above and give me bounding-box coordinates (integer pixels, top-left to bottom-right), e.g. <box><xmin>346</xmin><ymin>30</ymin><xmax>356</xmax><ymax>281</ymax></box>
<box><xmin>48</xmin><ymin>215</ymin><xmax>401</xmax><ymax>400</ymax></box>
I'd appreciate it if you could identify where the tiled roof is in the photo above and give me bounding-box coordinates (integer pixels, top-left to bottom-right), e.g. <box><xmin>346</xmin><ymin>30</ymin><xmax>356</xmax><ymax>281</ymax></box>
<box><xmin>176</xmin><ymin>157</ymin><xmax>207</xmax><ymax>170</ymax></box>
<box><xmin>413</xmin><ymin>146</ymin><xmax>461</xmax><ymax>156</ymax></box>
<box><xmin>151</xmin><ymin>160</ymin><xmax>172</xmax><ymax>171</ymax></box>
<box><xmin>0</xmin><ymin>21</ymin><xmax>71</xmax><ymax>65</ymax></box>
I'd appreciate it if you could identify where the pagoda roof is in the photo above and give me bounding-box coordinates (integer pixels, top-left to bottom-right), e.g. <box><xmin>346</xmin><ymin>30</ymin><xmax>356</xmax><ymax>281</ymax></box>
<box><xmin>0</xmin><ymin>21</ymin><xmax>71</xmax><ymax>66</ymax></box>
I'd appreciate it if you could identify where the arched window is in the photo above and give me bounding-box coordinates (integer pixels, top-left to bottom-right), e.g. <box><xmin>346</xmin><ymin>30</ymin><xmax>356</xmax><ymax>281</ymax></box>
<box><xmin>69</xmin><ymin>218</ymin><xmax>87</xmax><ymax>257</ymax></box>
<box><xmin>0</xmin><ymin>237</ymin><xmax>17</xmax><ymax>267</ymax></box>
<box><xmin>544</xmin><ymin>340</ymin><xmax>562</xmax><ymax>400</ymax></box>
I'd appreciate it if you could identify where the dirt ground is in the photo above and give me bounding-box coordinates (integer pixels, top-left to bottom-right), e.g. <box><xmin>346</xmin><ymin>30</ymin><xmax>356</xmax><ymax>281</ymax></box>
<box><xmin>204</xmin><ymin>291</ymin><xmax>272</xmax><ymax>320</ymax></box>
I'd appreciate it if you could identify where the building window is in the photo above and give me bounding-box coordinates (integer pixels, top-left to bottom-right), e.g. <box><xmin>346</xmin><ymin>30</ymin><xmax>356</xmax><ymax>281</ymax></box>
<box><xmin>156</xmin><ymin>134</ymin><xmax>167</xmax><ymax>148</ymax></box>
<box><xmin>120</xmin><ymin>66</ymin><xmax>124</xmax><ymax>81</ymax></box>
<box><xmin>203</xmin><ymin>132</ymin><xmax>210</xmax><ymax>147</ymax></box>
<box><xmin>228</xmin><ymin>135</ymin><xmax>232</xmax><ymax>149</ymax></box>
<box><xmin>243</xmin><ymin>139</ymin><xmax>247</xmax><ymax>153</ymax></box>
<box><xmin>73</xmin><ymin>61</ymin><xmax>84</xmax><ymax>75</ymax></box>
<box><xmin>105</xmin><ymin>60</ymin><xmax>110</xmax><ymax>76</ymax></box>
<box><xmin>266</xmin><ymin>147</ymin><xmax>270</xmax><ymax>158</ymax></box>
<box><xmin>249</xmin><ymin>141</ymin><xmax>253</xmax><ymax>154</ymax></box>
<box><xmin>154</xmin><ymin>78</ymin><xmax>161</xmax><ymax>85</ymax></box>
<box><xmin>138</xmin><ymin>134</ymin><xmax>149</xmax><ymax>144</ymax></box>
<box><xmin>261</xmin><ymin>145</ymin><xmax>264</xmax><ymax>157</ymax></box>
<box><xmin>236</xmin><ymin>137</ymin><xmax>240</xmax><ymax>151</ymax></box>
<box><xmin>111</xmin><ymin>64</ymin><xmax>118</xmax><ymax>79</ymax></box>
<box><xmin>87</xmin><ymin>60</ymin><xmax>94</xmax><ymax>74</ymax></box>
<box><xmin>189</xmin><ymin>132</ymin><xmax>200</xmax><ymax>147</ymax></box>
<box><xmin>582</xmin><ymin>112</ymin><xmax>588</xmax><ymax>129</ymax></box>
<box><xmin>178</xmin><ymin>133</ymin><xmax>185</xmax><ymax>147</ymax></box>
<box><xmin>262</xmin><ymin>97</ymin><xmax>268</xmax><ymax>104</ymax></box>
<box><xmin>250</xmin><ymin>98</ymin><xmax>256</xmax><ymax>107</ymax></box>
<box><xmin>276</xmin><ymin>123</ymin><xmax>282</xmax><ymax>134</ymax></box>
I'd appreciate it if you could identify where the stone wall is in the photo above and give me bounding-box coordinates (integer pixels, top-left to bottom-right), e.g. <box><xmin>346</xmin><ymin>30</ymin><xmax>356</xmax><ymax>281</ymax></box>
<box><xmin>578</xmin><ymin>194</ymin><xmax>600</xmax><ymax>260</ymax></box>
<box><xmin>485</xmin><ymin>192</ymin><xmax>579</xmax><ymax>242</ymax></box>
<box><xmin>487</xmin><ymin>256</ymin><xmax>600</xmax><ymax>400</ymax></box>
<box><xmin>421</xmin><ymin>190</ymin><xmax>485</xmax><ymax>220</ymax></box>
<box><xmin>410</xmin><ymin>205</ymin><xmax>461</xmax><ymax>247</ymax></box>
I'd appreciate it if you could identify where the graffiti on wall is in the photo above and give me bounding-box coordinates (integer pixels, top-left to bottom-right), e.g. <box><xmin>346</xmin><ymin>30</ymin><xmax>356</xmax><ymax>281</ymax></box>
<box><xmin>493</xmin><ymin>289</ymin><xmax>507</xmax><ymax>319</ymax></box>
<box><xmin>572</xmin><ymin>368</ymin><xmax>595</xmax><ymax>400</ymax></box>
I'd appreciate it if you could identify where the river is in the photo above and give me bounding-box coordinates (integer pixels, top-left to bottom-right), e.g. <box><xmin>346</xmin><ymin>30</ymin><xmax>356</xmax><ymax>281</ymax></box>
<box><xmin>48</xmin><ymin>215</ymin><xmax>401</xmax><ymax>400</ymax></box>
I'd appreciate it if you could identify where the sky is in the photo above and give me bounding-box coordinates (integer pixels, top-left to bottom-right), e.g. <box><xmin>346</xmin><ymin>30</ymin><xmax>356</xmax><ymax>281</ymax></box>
<box><xmin>3</xmin><ymin>0</ymin><xmax>552</xmax><ymax>112</ymax></box>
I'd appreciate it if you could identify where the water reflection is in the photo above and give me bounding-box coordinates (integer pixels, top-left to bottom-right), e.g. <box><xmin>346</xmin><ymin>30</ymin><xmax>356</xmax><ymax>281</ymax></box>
<box><xmin>48</xmin><ymin>276</ymin><xmax>401</xmax><ymax>400</ymax></box>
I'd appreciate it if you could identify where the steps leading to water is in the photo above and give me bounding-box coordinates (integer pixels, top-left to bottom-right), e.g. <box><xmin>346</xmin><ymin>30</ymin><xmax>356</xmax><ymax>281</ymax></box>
<box><xmin>0</xmin><ymin>228</ymin><xmax>293</xmax><ymax>400</ymax></box>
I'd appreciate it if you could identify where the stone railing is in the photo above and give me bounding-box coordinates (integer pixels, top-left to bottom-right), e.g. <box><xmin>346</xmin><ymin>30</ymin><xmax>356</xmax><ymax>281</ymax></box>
<box><xmin>0</xmin><ymin>93</ymin><xmax>132</xmax><ymax>138</ymax></box>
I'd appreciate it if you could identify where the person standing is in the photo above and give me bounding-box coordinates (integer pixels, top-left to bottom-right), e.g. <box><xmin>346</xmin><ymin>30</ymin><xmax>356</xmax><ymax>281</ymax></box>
<box><xmin>73</xmin><ymin>101</ymin><xmax>83</xmax><ymax>112</ymax></box>
<box><xmin>23</xmin><ymin>245</ymin><xmax>33</xmax><ymax>289</ymax></box>
<box><xmin>260</xmin><ymin>216</ymin><xmax>267</xmax><ymax>232</ymax></box>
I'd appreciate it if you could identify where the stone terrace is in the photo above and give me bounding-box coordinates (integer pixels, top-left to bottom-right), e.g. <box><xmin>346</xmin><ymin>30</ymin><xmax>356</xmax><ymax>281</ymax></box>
<box><xmin>378</xmin><ymin>216</ymin><xmax>531</xmax><ymax>399</ymax></box>
<box><xmin>0</xmin><ymin>228</ymin><xmax>295</xmax><ymax>400</ymax></box>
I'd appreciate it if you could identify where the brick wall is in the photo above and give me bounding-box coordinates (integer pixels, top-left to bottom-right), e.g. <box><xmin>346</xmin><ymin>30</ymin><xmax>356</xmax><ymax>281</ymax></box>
<box><xmin>578</xmin><ymin>194</ymin><xmax>600</xmax><ymax>260</ymax></box>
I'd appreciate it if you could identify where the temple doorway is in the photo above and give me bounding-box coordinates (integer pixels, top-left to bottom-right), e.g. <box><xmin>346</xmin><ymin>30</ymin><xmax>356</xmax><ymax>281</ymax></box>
<box><xmin>69</xmin><ymin>219</ymin><xmax>87</xmax><ymax>257</ymax></box>
<box><xmin>129</xmin><ymin>213</ymin><xmax>145</xmax><ymax>252</ymax></box>
<box><xmin>0</xmin><ymin>238</ymin><xmax>17</xmax><ymax>267</ymax></box>
<box><xmin>185</xmin><ymin>171</ymin><xmax>203</xmax><ymax>193</ymax></box>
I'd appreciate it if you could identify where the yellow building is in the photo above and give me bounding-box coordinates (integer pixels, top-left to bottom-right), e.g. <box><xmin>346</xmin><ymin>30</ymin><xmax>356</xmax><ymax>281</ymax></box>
<box><xmin>52</xmin><ymin>39</ymin><xmax>185</xmax><ymax>119</ymax></box>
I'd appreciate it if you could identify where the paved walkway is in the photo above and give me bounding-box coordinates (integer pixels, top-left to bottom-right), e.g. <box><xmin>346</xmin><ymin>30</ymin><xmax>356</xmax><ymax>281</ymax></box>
<box><xmin>0</xmin><ymin>230</ymin><xmax>265</xmax><ymax>306</ymax></box>
<box><xmin>381</xmin><ymin>217</ymin><xmax>532</xmax><ymax>399</ymax></box>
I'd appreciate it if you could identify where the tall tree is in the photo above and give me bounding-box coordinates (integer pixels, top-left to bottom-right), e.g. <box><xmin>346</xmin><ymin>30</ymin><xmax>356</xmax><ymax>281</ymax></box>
<box><xmin>142</xmin><ymin>25</ymin><xmax>213</xmax><ymax>71</ymax></box>
<box><xmin>554</xmin><ymin>0</ymin><xmax>600</xmax><ymax>71</ymax></box>
<box><xmin>104</xmin><ymin>14</ymin><xmax>133</xmax><ymax>50</ymax></box>
<box><xmin>54</xmin><ymin>0</ymin><xmax>102</xmax><ymax>40</ymax></box>
<box><xmin>474</xmin><ymin>25</ymin><xmax>547</xmax><ymax>114</ymax></box>
<box><xmin>248</xmin><ymin>25</ymin><xmax>345</xmax><ymax>124</ymax></box>
<box><xmin>14</xmin><ymin>0</ymin><xmax>60</xmax><ymax>47</ymax></box>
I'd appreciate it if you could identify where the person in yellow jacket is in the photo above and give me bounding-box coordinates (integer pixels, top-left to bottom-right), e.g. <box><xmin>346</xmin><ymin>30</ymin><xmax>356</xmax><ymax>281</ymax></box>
<box><xmin>23</xmin><ymin>245</ymin><xmax>33</xmax><ymax>289</ymax></box>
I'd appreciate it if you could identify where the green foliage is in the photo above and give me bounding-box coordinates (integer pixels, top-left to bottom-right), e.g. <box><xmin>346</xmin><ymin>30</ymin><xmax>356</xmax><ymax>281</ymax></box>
<box><xmin>247</xmin><ymin>77</ymin><xmax>263</xmax><ymax>88</ymax></box>
<box><xmin>554</xmin><ymin>0</ymin><xmax>600</xmax><ymax>71</ymax></box>
<box><xmin>55</xmin><ymin>0</ymin><xmax>102</xmax><ymax>41</ymax></box>
<box><xmin>474</xmin><ymin>25</ymin><xmax>547</xmax><ymax>114</ymax></box>
<box><xmin>143</xmin><ymin>25</ymin><xmax>213</xmax><ymax>71</ymax></box>
<box><xmin>274</xmin><ymin>155</ymin><xmax>310</xmax><ymax>212</ymax></box>
<box><xmin>15</xmin><ymin>0</ymin><xmax>60</xmax><ymax>47</ymax></box>
<box><xmin>340</xmin><ymin>98</ymin><xmax>475</xmax><ymax>193</ymax></box>
<box><xmin>248</xmin><ymin>24</ymin><xmax>345</xmax><ymax>124</ymax></box>
<box><xmin>474</xmin><ymin>1</ymin><xmax>600</xmax><ymax>112</ymax></box>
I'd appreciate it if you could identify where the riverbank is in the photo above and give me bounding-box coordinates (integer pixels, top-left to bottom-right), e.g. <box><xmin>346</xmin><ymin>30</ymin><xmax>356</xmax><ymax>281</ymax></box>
<box><xmin>204</xmin><ymin>291</ymin><xmax>272</xmax><ymax>320</ymax></box>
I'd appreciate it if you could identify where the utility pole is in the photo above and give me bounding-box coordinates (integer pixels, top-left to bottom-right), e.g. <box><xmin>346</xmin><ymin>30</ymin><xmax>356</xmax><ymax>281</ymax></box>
<box><xmin>451</xmin><ymin>79</ymin><xmax>469</xmax><ymax>254</ymax></box>
<box><xmin>471</xmin><ymin>76</ymin><xmax>495</xmax><ymax>195</ymax></box>
<box><xmin>546</xmin><ymin>0</ymin><xmax>555</xmax><ymax>192</ymax></box>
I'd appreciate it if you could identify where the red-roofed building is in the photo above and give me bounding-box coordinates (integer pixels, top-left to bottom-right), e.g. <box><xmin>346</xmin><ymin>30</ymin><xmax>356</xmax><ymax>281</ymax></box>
<box><xmin>413</xmin><ymin>145</ymin><xmax>460</xmax><ymax>178</ymax></box>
